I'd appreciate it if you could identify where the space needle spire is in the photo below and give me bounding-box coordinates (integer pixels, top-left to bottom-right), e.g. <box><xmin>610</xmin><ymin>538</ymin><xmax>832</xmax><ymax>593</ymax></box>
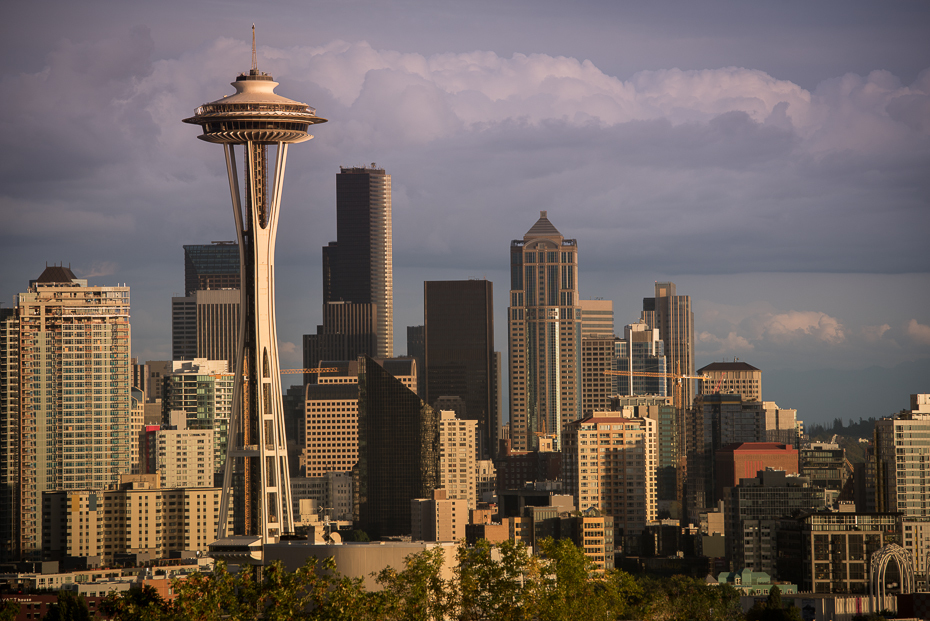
<box><xmin>183</xmin><ymin>30</ymin><xmax>327</xmax><ymax>565</ymax></box>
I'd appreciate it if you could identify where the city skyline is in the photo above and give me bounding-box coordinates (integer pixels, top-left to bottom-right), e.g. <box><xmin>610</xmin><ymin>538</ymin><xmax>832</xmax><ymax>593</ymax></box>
<box><xmin>1</xmin><ymin>1</ymin><xmax>928</xmax><ymax>426</ymax></box>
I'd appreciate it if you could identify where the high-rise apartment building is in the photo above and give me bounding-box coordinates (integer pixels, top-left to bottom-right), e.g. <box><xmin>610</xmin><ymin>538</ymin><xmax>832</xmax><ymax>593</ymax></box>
<box><xmin>0</xmin><ymin>266</ymin><xmax>131</xmax><ymax>561</ymax></box>
<box><xmin>183</xmin><ymin>242</ymin><xmax>240</xmax><ymax>296</ymax></box>
<box><xmin>641</xmin><ymin>282</ymin><xmax>694</xmax><ymax>407</ymax></box>
<box><xmin>161</xmin><ymin>359</ymin><xmax>234</xmax><ymax>474</ymax></box>
<box><xmin>301</xmin><ymin>358</ymin><xmax>415</xmax><ymax>477</ymax></box>
<box><xmin>697</xmin><ymin>361</ymin><xmax>762</xmax><ymax>402</ymax></box>
<box><xmin>508</xmin><ymin>211</ymin><xmax>581</xmax><ymax>451</ymax></box>
<box><xmin>406</xmin><ymin>325</ymin><xmax>425</xmax><ymax>396</ymax></box>
<box><xmin>438</xmin><ymin>410</ymin><xmax>477</xmax><ymax>510</ymax></box>
<box><xmin>616</xmin><ymin>321</ymin><xmax>667</xmax><ymax>397</ymax></box>
<box><xmin>875</xmin><ymin>394</ymin><xmax>930</xmax><ymax>517</ymax></box>
<box><xmin>171</xmin><ymin>289</ymin><xmax>240</xmax><ymax>368</ymax></box>
<box><xmin>42</xmin><ymin>476</ymin><xmax>223</xmax><ymax>562</ymax></box>
<box><xmin>424</xmin><ymin>280</ymin><xmax>497</xmax><ymax>458</ymax></box>
<box><xmin>355</xmin><ymin>357</ymin><xmax>439</xmax><ymax>538</ymax></box>
<box><xmin>312</xmin><ymin>165</ymin><xmax>393</xmax><ymax>359</ymax></box>
<box><xmin>140</xmin><ymin>423</ymin><xmax>215</xmax><ymax>489</ymax></box>
<box><xmin>611</xmin><ymin>396</ymin><xmax>679</xmax><ymax>518</ymax></box>
<box><xmin>561</xmin><ymin>411</ymin><xmax>657</xmax><ymax>552</ymax></box>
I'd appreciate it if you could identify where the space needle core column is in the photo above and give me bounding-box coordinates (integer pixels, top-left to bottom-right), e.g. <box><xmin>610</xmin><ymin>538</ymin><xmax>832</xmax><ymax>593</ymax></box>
<box><xmin>183</xmin><ymin>31</ymin><xmax>326</xmax><ymax>556</ymax></box>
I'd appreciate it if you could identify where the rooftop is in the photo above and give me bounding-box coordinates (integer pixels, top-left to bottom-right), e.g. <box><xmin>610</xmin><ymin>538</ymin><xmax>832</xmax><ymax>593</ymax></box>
<box><xmin>698</xmin><ymin>361</ymin><xmax>760</xmax><ymax>373</ymax></box>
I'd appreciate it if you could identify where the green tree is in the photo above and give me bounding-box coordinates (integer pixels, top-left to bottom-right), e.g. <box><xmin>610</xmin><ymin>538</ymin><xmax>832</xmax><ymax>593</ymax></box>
<box><xmin>454</xmin><ymin>538</ymin><xmax>531</xmax><ymax>621</ymax></box>
<box><xmin>372</xmin><ymin>546</ymin><xmax>452</xmax><ymax>621</ymax></box>
<box><xmin>0</xmin><ymin>599</ymin><xmax>19</xmax><ymax>621</ymax></box>
<box><xmin>44</xmin><ymin>590</ymin><xmax>92</xmax><ymax>621</ymax></box>
<box><xmin>746</xmin><ymin>586</ymin><xmax>802</xmax><ymax>621</ymax></box>
<box><xmin>100</xmin><ymin>584</ymin><xmax>169</xmax><ymax>621</ymax></box>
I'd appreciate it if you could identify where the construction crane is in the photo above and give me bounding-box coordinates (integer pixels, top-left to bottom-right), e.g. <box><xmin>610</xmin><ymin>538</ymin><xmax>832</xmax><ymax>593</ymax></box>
<box><xmin>602</xmin><ymin>366</ymin><xmax>707</xmax><ymax>410</ymax></box>
<box><xmin>211</xmin><ymin>367</ymin><xmax>340</xmax><ymax>380</ymax></box>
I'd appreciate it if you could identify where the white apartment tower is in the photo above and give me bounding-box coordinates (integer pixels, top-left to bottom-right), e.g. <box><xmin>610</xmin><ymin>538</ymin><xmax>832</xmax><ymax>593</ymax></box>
<box><xmin>0</xmin><ymin>266</ymin><xmax>131</xmax><ymax>562</ymax></box>
<box><xmin>561</xmin><ymin>411</ymin><xmax>657</xmax><ymax>551</ymax></box>
<box><xmin>508</xmin><ymin>211</ymin><xmax>581</xmax><ymax>451</ymax></box>
<box><xmin>439</xmin><ymin>410</ymin><xmax>477</xmax><ymax>510</ymax></box>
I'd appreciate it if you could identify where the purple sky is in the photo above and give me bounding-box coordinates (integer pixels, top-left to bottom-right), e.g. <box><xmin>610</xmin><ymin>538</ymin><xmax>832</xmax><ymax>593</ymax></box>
<box><xmin>1</xmin><ymin>0</ymin><xmax>929</xmax><ymax>425</ymax></box>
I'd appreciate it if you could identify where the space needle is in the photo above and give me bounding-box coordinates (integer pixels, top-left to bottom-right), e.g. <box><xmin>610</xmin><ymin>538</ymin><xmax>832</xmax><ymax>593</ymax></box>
<box><xmin>183</xmin><ymin>27</ymin><xmax>326</xmax><ymax>564</ymax></box>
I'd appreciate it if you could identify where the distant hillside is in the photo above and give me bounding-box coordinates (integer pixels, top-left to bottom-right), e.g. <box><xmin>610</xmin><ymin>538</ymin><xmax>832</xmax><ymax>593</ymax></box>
<box><xmin>807</xmin><ymin>417</ymin><xmax>880</xmax><ymax>441</ymax></box>
<box><xmin>805</xmin><ymin>416</ymin><xmax>887</xmax><ymax>464</ymax></box>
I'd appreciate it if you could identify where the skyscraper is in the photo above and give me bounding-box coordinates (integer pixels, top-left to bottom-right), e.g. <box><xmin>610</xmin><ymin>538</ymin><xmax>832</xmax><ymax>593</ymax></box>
<box><xmin>508</xmin><ymin>211</ymin><xmax>581</xmax><ymax>451</ymax></box>
<box><xmin>183</xmin><ymin>242</ymin><xmax>240</xmax><ymax>296</ymax></box>
<box><xmin>183</xmin><ymin>37</ymin><xmax>326</xmax><ymax>554</ymax></box>
<box><xmin>355</xmin><ymin>357</ymin><xmax>439</xmax><ymax>538</ymax></box>
<box><xmin>641</xmin><ymin>282</ymin><xmax>694</xmax><ymax>407</ymax></box>
<box><xmin>616</xmin><ymin>320</ymin><xmax>667</xmax><ymax>397</ymax></box>
<box><xmin>0</xmin><ymin>266</ymin><xmax>131</xmax><ymax>561</ymax></box>
<box><xmin>315</xmin><ymin>165</ymin><xmax>393</xmax><ymax>359</ymax></box>
<box><xmin>424</xmin><ymin>280</ymin><xmax>497</xmax><ymax>458</ymax></box>
<box><xmin>171</xmin><ymin>289</ymin><xmax>240</xmax><ymax>368</ymax></box>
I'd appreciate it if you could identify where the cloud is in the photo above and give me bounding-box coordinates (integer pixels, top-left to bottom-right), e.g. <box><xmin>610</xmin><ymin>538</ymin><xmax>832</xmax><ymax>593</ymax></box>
<box><xmin>761</xmin><ymin>310</ymin><xmax>846</xmax><ymax>344</ymax></box>
<box><xmin>908</xmin><ymin>320</ymin><xmax>930</xmax><ymax>346</ymax></box>
<box><xmin>77</xmin><ymin>262</ymin><xmax>119</xmax><ymax>279</ymax></box>
<box><xmin>698</xmin><ymin>330</ymin><xmax>755</xmax><ymax>354</ymax></box>
<box><xmin>862</xmin><ymin>324</ymin><xmax>891</xmax><ymax>343</ymax></box>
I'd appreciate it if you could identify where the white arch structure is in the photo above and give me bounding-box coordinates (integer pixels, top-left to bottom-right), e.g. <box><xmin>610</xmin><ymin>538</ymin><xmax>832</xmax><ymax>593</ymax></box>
<box><xmin>870</xmin><ymin>543</ymin><xmax>914</xmax><ymax>610</ymax></box>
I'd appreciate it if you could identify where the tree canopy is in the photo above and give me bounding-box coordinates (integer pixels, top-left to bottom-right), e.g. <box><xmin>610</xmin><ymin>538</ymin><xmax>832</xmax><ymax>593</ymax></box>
<box><xmin>99</xmin><ymin>539</ymin><xmax>748</xmax><ymax>621</ymax></box>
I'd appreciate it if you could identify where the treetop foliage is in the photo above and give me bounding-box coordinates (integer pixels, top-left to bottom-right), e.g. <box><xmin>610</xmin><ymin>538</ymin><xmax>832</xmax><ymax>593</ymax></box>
<box><xmin>98</xmin><ymin>538</ymin><xmax>747</xmax><ymax>621</ymax></box>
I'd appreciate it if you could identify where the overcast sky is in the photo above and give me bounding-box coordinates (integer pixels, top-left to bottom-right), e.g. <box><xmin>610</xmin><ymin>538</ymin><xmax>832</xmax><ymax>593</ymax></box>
<box><xmin>2</xmin><ymin>0</ymin><xmax>928</xmax><ymax>426</ymax></box>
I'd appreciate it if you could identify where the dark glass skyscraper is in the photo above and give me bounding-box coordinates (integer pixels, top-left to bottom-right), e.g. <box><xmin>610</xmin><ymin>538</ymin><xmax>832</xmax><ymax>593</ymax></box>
<box><xmin>424</xmin><ymin>280</ymin><xmax>498</xmax><ymax>458</ymax></box>
<box><xmin>183</xmin><ymin>242</ymin><xmax>240</xmax><ymax>296</ymax></box>
<box><xmin>320</xmin><ymin>165</ymin><xmax>393</xmax><ymax>358</ymax></box>
<box><xmin>355</xmin><ymin>357</ymin><xmax>439</xmax><ymax>538</ymax></box>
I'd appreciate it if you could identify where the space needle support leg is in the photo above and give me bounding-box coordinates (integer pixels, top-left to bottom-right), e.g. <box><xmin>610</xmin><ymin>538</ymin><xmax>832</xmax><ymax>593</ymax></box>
<box><xmin>217</xmin><ymin>143</ymin><xmax>246</xmax><ymax>540</ymax></box>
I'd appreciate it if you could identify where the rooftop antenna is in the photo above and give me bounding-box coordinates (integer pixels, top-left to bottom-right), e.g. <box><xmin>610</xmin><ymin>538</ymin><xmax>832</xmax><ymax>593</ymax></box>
<box><xmin>251</xmin><ymin>24</ymin><xmax>257</xmax><ymax>72</ymax></box>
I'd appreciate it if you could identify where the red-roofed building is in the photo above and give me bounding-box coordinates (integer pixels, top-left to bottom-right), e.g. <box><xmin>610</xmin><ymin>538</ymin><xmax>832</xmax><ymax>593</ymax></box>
<box><xmin>715</xmin><ymin>442</ymin><xmax>798</xmax><ymax>501</ymax></box>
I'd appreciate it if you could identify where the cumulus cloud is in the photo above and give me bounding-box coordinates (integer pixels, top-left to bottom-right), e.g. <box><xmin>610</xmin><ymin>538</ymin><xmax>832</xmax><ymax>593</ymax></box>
<box><xmin>862</xmin><ymin>324</ymin><xmax>892</xmax><ymax>343</ymax></box>
<box><xmin>908</xmin><ymin>320</ymin><xmax>930</xmax><ymax>346</ymax></box>
<box><xmin>1</xmin><ymin>30</ymin><xmax>928</xmax><ymax>369</ymax></box>
<box><xmin>77</xmin><ymin>262</ymin><xmax>119</xmax><ymax>279</ymax></box>
<box><xmin>762</xmin><ymin>311</ymin><xmax>846</xmax><ymax>344</ymax></box>
<box><xmin>698</xmin><ymin>330</ymin><xmax>755</xmax><ymax>353</ymax></box>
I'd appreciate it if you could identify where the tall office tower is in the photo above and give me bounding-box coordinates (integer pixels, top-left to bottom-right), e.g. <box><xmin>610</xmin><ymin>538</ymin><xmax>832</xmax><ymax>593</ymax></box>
<box><xmin>616</xmin><ymin>321</ymin><xmax>667</xmax><ymax>397</ymax></box>
<box><xmin>508</xmin><ymin>211</ymin><xmax>581</xmax><ymax>451</ymax></box>
<box><xmin>875</xmin><ymin>394</ymin><xmax>930</xmax><ymax>517</ymax></box>
<box><xmin>321</xmin><ymin>165</ymin><xmax>393</xmax><ymax>359</ymax></box>
<box><xmin>438</xmin><ymin>410</ymin><xmax>477</xmax><ymax>510</ymax></box>
<box><xmin>641</xmin><ymin>282</ymin><xmax>694</xmax><ymax>407</ymax></box>
<box><xmin>355</xmin><ymin>357</ymin><xmax>439</xmax><ymax>538</ymax></box>
<box><xmin>171</xmin><ymin>289</ymin><xmax>240</xmax><ymax>368</ymax></box>
<box><xmin>686</xmin><ymin>393</ymin><xmax>766</xmax><ymax>517</ymax></box>
<box><xmin>162</xmin><ymin>359</ymin><xmax>234</xmax><ymax>474</ymax></box>
<box><xmin>579</xmin><ymin>299</ymin><xmax>614</xmax><ymax>338</ymax></box>
<box><xmin>697</xmin><ymin>361</ymin><xmax>762</xmax><ymax>402</ymax></box>
<box><xmin>0</xmin><ymin>266</ymin><xmax>131</xmax><ymax>561</ymax></box>
<box><xmin>303</xmin><ymin>302</ymin><xmax>377</xmax><ymax>377</ymax></box>
<box><xmin>581</xmin><ymin>335</ymin><xmax>619</xmax><ymax>416</ymax></box>
<box><xmin>406</xmin><ymin>325</ymin><xmax>425</xmax><ymax>396</ymax></box>
<box><xmin>561</xmin><ymin>411</ymin><xmax>657</xmax><ymax>553</ymax></box>
<box><xmin>183</xmin><ymin>242</ymin><xmax>240</xmax><ymax>296</ymax></box>
<box><xmin>302</xmin><ymin>358</ymin><xmax>415</xmax><ymax>477</ymax></box>
<box><xmin>184</xmin><ymin>37</ymin><xmax>327</xmax><ymax>554</ymax></box>
<box><xmin>424</xmin><ymin>280</ymin><xmax>497</xmax><ymax>458</ymax></box>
